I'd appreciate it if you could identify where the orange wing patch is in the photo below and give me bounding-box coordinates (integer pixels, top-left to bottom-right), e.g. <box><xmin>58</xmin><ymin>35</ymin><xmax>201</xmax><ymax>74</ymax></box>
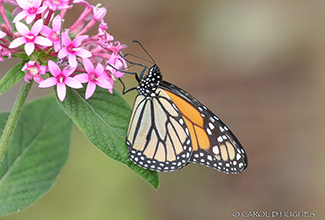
<box><xmin>194</xmin><ymin>125</ymin><xmax>210</xmax><ymax>150</ymax></box>
<box><xmin>165</xmin><ymin>91</ymin><xmax>203</xmax><ymax>127</ymax></box>
<box><xmin>165</xmin><ymin>90</ymin><xmax>210</xmax><ymax>151</ymax></box>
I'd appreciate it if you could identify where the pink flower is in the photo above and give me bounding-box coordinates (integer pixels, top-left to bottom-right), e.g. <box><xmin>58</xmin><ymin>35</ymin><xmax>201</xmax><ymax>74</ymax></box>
<box><xmin>0</xmin><ymin>45</ymin><xmax>11</xmax><ymax>61</ymax></box>
<box><xmin>58</xmin><ymin>30</ymin><xmax>92</xmax><ymax>67</ymax></box>
<box><xmin>93</xmin><ymin>6</ymin><xmax>106</xmax><ymax>21</ymax></box>
<box><xmin>105</xmin><ymin>54</ymin><xmax>126</xmax><ymax>86</ymax></box>
<box><xmin>98</xmin><ymin>22</ymin><xmax>113</xmax><ymax>44</ymax></box>
<box><xmin>13</xmin><ymin>0</ymin><xmax>47</xmax><ymax>24</ymax></box>
<box><xmin>22</xmin><ymin>61</ymin><xmax>46</xmax><ymax>83</ymax></box>
<box><xmin>39</xmin><ymin>60</ymin><xmax>83</xmax><ymax>101</ymax></box>
<box><xmin>9</xmin><ymin>19</ymin><xmax>52</xmax><ymax>56</ymax></box>
<box><xmin>75</xmin><ymin>58</ymin><xmax>112</xmax><ymax>99</ymax></box>
<box><xmin>40</xmin><ymin>14</ymin><xmax>62</xmax><ymax>52</ymax></box>
<box><xmin>106</xmin><ymin>41</ymin><xmax>127</xmax><ymax>54</ymax></box>
<box><xmin>45</xmin><ymin>0</ymin><xmax>70</xmax><ymax>11</ymax></box>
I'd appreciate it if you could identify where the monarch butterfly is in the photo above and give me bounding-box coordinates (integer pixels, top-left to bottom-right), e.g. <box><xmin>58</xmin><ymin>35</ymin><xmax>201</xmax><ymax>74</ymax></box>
<box><xmin>124</xmin><ymin>47</ymin><xmax>247</xmax><ymax>174</ymax></box>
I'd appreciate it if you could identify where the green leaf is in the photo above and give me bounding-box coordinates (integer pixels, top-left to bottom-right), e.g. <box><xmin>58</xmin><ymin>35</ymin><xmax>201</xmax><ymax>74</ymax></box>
<box><xmin>0</xmin><ymin>96</ymin><xmax>73</xmax><ymax>216</ymax></box>
<box><xmin>56</xmin><ymin>87</ymin><xmax>159</xmax><ymax>189</ymax></box>
<box><xmin>0</xmin><ymin>62</ymin><xmax>27</xmax><ymax>96</ymax></box>
<box><xmin>13</xmin><ymin>53</ymin><xmax>29</xmax><ymax>60</ymax></box>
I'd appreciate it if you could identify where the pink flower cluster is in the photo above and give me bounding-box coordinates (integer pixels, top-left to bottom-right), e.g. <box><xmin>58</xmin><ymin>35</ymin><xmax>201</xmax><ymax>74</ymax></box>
<box><xmin>0</xmin><ymin>0</ymin><xmax>127</xmax><ymax>101</ymax></box>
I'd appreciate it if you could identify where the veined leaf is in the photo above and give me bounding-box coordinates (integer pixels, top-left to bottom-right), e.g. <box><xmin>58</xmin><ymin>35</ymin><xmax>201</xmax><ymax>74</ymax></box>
<box><xmin>0</xmin><ymin>96</ymin><xmax>73</xmax><ymax>216</ymax></box>
<box><xmin>0</xmin><ymin>62</ymin><xmax>27</xmax><ymax>96</ymax></box>
<box><xmin>56</xmin><ymin>87</ymin><xmax>159</xmax><ymax>189</ymax></box>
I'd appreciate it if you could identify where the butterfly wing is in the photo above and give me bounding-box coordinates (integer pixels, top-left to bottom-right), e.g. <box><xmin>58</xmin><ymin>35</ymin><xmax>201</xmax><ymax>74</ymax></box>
<box><xmin>160</xmin><ymin>81</ymin><xmax>248</xmax><ymax>174</ymax></box>
<box><xmin>126</xmin><ymin>88</ymin><xmax>192</xmax><ymax>172</ymax></box>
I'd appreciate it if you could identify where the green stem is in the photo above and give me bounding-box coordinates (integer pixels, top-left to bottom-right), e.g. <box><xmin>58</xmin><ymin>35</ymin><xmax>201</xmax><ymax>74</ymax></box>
<box><xmin>0</xmin><ymin>81</ymin><xmax>32</xmax><ymax>162</ymax></box>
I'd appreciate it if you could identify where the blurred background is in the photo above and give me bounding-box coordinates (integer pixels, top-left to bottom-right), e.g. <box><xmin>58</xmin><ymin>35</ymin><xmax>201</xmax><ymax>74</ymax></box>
<box><xmin>1</xmin><ymin>0</ymin><xmax>325</xmax><ymax>219</ymax></box>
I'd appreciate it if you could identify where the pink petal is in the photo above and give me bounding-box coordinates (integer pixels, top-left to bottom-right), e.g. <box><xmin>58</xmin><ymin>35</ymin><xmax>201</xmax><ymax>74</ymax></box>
<box><xmin>34</xmin><ymin>36</ymin><xmax>53</xmax><ymax>46</ymax></box>
<box><xmin>74</xmin><ymin>74</ymin><xmax>89</xmax><ymax>83</ymax></box>
<box><xmin>73</xmin><ymin>35</ymin><xmax>88</xmax><ymax>47</ymax></box>
<box><xmin>8</xmin><ymin>37</ymin><xmax>26</xmax><ymax>48</ymax></box>
<box><xmin>34</xmin><ymin>75</ymin><xmax>44</xmax><ymax>83</ymax></box>
<box><xmin>57</xmin><ymin>83</ymin><xmax>67</xmax><ymax>102</ymax></box>
<box><xmin>99</xmin><ymin>72</ymin><xmax>108</xmax><ymax>80</ymax></box>
<box><xmin>85</xmin><ymin>82</ymin><xmax>96</xmax><ymax>99</ymax></box>
<box><xmin>74</xmin><ymin>48</ymin><xmax>92</xmax><ymax>58</ymax></box>
<box><xmin>32</xmin><ymin>0</ymin><xmax>42</xmax><ymax>7</ymax></box>
<box><xmin>82</xmin><ymin>58</ymin><xmax>94</xmax><ymax>73</ymax></box>
<box><xmin>24</xmin><ymin>42</ymin><xmax>35</xmax><ymax>56</ymax></box>
<box><xmin>48</xmin><ymin>60</ymin><xmax>61</xmax><ymax>76</ymax></box>
<box><xmin>114</xmin><ymin>71</ymin><xmax>124</xmax><ymax>78</ymax></box>
<box><xmin>97</xmin><ymin>79</ymin><xmax>112</xmax><ymax>90</ymax></box>
<box><xmin>0</xmin><ymin>31</ymin><xmax>6</xmax><ymax>39</ymax></box>
<box><xmin>37</xmin><ymin>6</ymin><xmax>48</xmax><ymax>14</ymax></box>
<box><xmin>93</xmin><ymin>7</ymin><xmax>106</xmax><ymax>21</ymax></box>
<box><xmin>25</xmin><ymin>14</ymin><xmax>36</xmax><ymax>24</ymax></box>
<box><xmin>39</xmin><ymin>77</ymin><xmax>58</xmax><ymax>88</ymax></box>
<box><xmin>16</xmin><ymin>0</ymin><xmax>30</xmax><ymax>9</ymax></box>
<box><xmin>58</xmin><ymin>48</ymin><xmax>68</xmax><ymax>58</ymax></box>
<box><xmin>15</xmin><ymin>22</ymin><xmax>30</xmax><ymax>35</ymax></box>
<box><xmin>108</xmin><ymin>77</ymin><xmax>114</xmax><ymax>86</ymax></box>
<box><xmin>31</xmin><ymin>19</ymin><xmax>43</xmax><ymax>35</ymax></box>
<box><xmin>65</xmin><ymin>77</ymin><xmax>83</xmax><ymax>89</ymax></box>
<box><xmin>62</xmin><ymin>66</ymin><xmax>77</xmax><ymax>76</ymax></box>
<box><xmin>53</xmin><ymin>41</ymin><xmax>61</xmax><ymax>52</ymax></box>
<box><xmin>68</xmin><ymin>54</ymin><xmax>77</xmax><ymax>67</ymax></box>
<box><xmin>13</xmin><ymin>11</ymin><xmax>28</xmax><ymax>23</ymax></box>
<box><xmin>61</xmin><ymin>31</ymin><xmax>71</xmax><ymax>47</ymax></box>
<box><xmin>24</xmin><ymin>73</ymin><xmax>32</xmax><ymax>83</ymax></box>
<box><xmin>94</xmin><ymin>63</ymin><xmax>104</xmax><ymax>75</ymax></box>
<box><xmin>39</xmin><ymin>66</ymin><xmax>47</xmax><ymax>75</ymax></box>
<box><xmin>40</xmin><ymin>25</ymin><xmax>52</xmax><ymax>36</ymax></box>
<box><xmin>52</xmin><ymin>15</ymin><xmax>62</xmax><ymax>31</ymax></box>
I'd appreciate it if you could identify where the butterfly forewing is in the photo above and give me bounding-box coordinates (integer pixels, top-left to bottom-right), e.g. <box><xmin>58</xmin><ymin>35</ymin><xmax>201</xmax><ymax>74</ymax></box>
<box><xmin>126</xmin><ymin>89</ymin><xmax>192</xmax><ymax>172</ymax></box>
<box><xmin>160</xmin><ymin>81</ymin><xmax>247</xmax><ymax>174</ymax></box>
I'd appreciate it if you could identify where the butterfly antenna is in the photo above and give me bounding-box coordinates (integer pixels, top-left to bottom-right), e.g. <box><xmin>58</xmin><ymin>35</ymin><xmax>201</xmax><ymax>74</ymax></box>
<box><xmin>106</xmin><ymin>62</ymin><xmax>140</xmax><ymax>82</ymax></box>
<box><xmin>132</xmin><ymin>40</ymin><xmax>156</xmax><ymax>64</ymax></box>
<box><xmin>124</xmin><ymin>53</ymin><xmax>153</xmax><ymax>64</ymax></box>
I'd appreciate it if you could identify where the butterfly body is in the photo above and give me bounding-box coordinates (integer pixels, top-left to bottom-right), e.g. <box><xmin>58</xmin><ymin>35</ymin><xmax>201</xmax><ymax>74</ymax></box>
<box><xmin>126</xmin><ymin>64</ymin><xmax>247</xmax><ymax>173</ymax></box>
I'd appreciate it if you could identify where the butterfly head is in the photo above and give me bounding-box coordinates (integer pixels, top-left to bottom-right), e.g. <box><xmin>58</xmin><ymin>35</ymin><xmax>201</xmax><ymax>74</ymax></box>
<box><xmin>137</xmin><ymin>64</ymin><xmax>162</xmax><ymax>96</ymax></box>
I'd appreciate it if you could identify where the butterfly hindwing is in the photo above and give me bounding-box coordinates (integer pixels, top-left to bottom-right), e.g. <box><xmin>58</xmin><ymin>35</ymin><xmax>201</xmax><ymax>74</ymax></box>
<box><xmin>159</xmin><ymin>81</ymin><xmax>247</xmax><ymax>174</ymax></box>
<box><xmin>126</xmin><ymin>64</ymin><xmax>247</xmax><ymax>173</ymax></box>
<box><xmin>126</xmin><ymin>88</ymin><xmax>192</xmax><ymax>172</ymax></box>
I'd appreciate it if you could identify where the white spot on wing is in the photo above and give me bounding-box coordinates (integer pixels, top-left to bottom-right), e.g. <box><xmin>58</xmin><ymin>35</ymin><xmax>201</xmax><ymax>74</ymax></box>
<box><xmin>213</xmin><ymin>146</ymin><xmax>219</xmax><ymax>155</ymax></box>
<box><xmin>179</xmin><ymin>118</ymin><xmax>184</xmax><ymax>125</ymax></box>
<box><xmin>185</xmin><ymin>128</ymin><xmax>189</xmax><ymax>135</ymax></box>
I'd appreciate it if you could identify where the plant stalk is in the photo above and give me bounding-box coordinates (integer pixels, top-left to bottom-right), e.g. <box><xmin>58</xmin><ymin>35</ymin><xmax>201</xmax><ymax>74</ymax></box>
<box><xmin>0</xmin><ymin>81</ymin><xmax>32</xmax><ymax>162</ymax></box>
